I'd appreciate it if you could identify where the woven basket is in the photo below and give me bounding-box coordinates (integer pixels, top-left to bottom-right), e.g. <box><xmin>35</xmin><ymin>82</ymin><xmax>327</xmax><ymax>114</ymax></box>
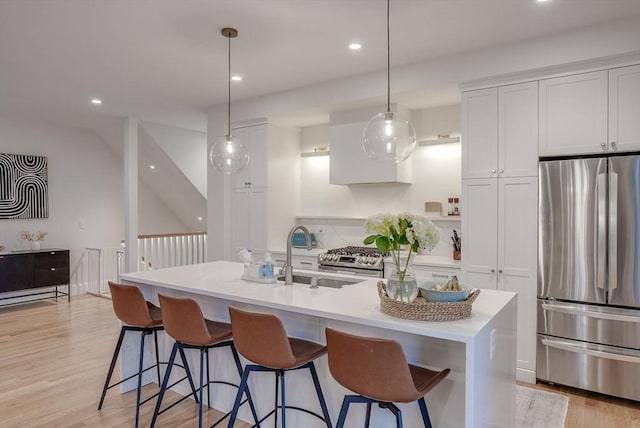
<box><xmin>377</xmin><ymin>281</ymin><xmax>480</xmax><ymax>322</ymax></box>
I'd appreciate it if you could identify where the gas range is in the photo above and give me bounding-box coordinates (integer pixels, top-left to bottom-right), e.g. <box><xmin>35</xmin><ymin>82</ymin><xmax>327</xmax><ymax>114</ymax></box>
<box><xmin>317</xmin><ymin>246</ymin><xmax>386</xmax><ymax>278</ymax></box>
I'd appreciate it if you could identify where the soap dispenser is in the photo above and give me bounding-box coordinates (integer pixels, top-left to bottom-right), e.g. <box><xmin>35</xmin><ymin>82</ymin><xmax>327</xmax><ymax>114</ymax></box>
<box><xmin>262</xmin><ymin>252</ymin><xmax>274</xmax><ymax>279</ymax></box>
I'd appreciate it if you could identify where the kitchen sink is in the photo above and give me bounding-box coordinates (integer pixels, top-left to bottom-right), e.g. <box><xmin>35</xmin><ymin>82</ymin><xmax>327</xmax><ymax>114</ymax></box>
<box><xmin>276</xmin><ymin>274</ymin><xmax>364</xmax><ymax>289</ymax></box>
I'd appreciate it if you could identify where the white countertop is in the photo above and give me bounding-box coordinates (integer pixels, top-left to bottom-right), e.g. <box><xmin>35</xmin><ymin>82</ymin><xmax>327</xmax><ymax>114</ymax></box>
<box><xmin>121</xmin><ymin>261</ymin><xmax>514</xmax><ymax>344</ymax></box>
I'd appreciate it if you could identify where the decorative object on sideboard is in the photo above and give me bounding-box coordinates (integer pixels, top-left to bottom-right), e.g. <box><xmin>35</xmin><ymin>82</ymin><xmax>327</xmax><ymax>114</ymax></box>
<box><xmin>209</xmin><ymin>27</ymin><xmax>250</xmax><ymax>174</ymax></box>
<box><xmin>21</xmin><ymin>230</ymin><xmax>47</xmax><ymax>251</ymax></box>
<box><xmin>0</xmin><ymin>153</ymin><xmax>49</xmax><ymax>219</ymax></box>
<box><xmin>362</xmin><ymin>0</ymin><xmax>416</xmax><ymax>163</ymax></box>
<box><xmin>424</xmin><ymin>201</ymin><xmax>442</xmax><ymax>218</ymax></box>
<box><xmin>418</xmin><ymin>134</ymin><xmax>461</xmax><ymax>147</ymax></box>
<box><xmin>364</xmin><ymin>213</ymin><xmax>440</xmax><ymax>303</ymax></box>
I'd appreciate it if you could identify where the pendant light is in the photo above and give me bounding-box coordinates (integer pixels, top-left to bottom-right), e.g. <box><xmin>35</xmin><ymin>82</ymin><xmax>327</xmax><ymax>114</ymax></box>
<box><xmin>209</xmin><ymin>27</ymin><xmax>250</xmax><ymax>174</ymax></box>
<box><xmin>362</xmin><ymin>0</ymin><xmax>416</xmax><ymax>163</ymax></box>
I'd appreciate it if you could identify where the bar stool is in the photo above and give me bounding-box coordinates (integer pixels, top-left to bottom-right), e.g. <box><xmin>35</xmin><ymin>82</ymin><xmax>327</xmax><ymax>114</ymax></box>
<box><xmin>227</xmin><ymin>306</ymin><xmax>333</xmax><ymax>428</ymax></box>
<box><xmin>150</xmin><ymin>294</ymin><xmax>259</xmax><ymax>428</ymax></box>
<box><xmin>98</xmin><ymin>281</ymin><xmax>165</xmax><ymax>428</ymax></box>
<box><xmin>325</xmin><ymin>328</ymin><xmax>450</xmax><ymax>428</ymax></box>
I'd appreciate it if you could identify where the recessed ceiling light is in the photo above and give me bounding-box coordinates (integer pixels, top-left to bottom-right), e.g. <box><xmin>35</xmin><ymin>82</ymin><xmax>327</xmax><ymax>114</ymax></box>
<box><xmin>91</xmin><ymin>98</ymin><xmax>102</xmax><ymax>105</ymax></box>
<box><xmin>537</xmin><ymin>0</ymin><xmax>550</xmax><ymax>3</ymax></box>
<box><xmin>198</xmin><ymin>216</ymin><xmax>203</xmax><ymax>221</ymax></box>
<box><xmin>231</xmin><ymin>75</ymin><xmax>242</xmax><ymax>81</ymax></box>
<box><xmin>349</xmin><ymin>43</ymin><xmax>362</xmax><ymax>50</ymax></box>
<box><xmin>149</xmin><ymin>165</ymin><xmax>155</xmax><ymax>170</ymax></box>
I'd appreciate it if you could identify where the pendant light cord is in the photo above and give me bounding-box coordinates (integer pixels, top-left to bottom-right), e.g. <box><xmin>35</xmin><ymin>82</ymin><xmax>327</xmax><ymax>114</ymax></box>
<box><xmin>227</xmin><ymin>33</ymin><xmax>231</xmax><ymax>137</ymax></box>
<box><xmin>386</xmin><ymin>0</ymin><xmax>391</xmax><ymax>113</ymax></box>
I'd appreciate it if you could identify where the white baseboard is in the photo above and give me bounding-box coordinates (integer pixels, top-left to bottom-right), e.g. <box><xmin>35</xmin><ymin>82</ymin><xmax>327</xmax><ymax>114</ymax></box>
<box><xmin>517</xmin><ymin>368</ymin><xmax>536</xmax><ymax>384</ymax></box>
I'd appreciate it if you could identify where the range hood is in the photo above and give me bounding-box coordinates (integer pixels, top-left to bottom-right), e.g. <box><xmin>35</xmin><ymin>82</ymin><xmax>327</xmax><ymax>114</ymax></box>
<box><xmin>329</xmin><ymin>104</ymin><xmax>413</xmax><ymax>185</ymax></box>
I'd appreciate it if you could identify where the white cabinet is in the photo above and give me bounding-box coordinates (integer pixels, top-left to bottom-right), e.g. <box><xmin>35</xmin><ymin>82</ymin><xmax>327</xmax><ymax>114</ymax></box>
<box><xmin>271</xmin><ymin>252</ymin><xmax>318</xmax><ymax>271</ymax></box>
<box><xmin>231</xmin><ymin>187</ymin><xmax>267</xmax><ymax>259</ymax></box>
<box><xmin>539</xmin><ymin>70</ymin><xmax>609</xmax><ymax>156</ymax></box>
<box><xmin>462</xmin><ymin>176</ymin><xmax>538</xmax><ymax>379</ymax></box>
<box><xmin>329</xmin><ymin>106</ymin><xmax>412</xmax><ymax>185</ymax></box>
<box><xmin>233</xmin><ymin>124</ymin><xmax>268</xmax><ymax>189</ymax></box>
<box><xmin>462</xmin><ymin>82</ymin><xmax>538</xmax><ymax>179</ymax></box>
<box><xmin>609</xmin><ymin>64</ymin><xmax>640</xmax><ymax>152</ymax></box>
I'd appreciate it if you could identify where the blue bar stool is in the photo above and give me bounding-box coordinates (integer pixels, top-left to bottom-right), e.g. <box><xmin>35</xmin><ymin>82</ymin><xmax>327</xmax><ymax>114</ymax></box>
<box><xmin>326</xmin><ymin>328</ymin><xmax>450</xmax><ymax>428</ymax></box>
<box><xmin>227</xmin><ymin>306</ymin><xmax>333</xmax><ymax>428</ymax></box>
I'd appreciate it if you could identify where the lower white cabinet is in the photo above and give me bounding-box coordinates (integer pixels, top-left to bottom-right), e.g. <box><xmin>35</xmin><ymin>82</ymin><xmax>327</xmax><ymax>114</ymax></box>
<box><xmin>462</xmin><ymin>176</ymin><xmax>538</xmax><ymax>381</ymax></box>
<box><xmin>231</xmin><ymin>187</ymin><xmax>267</xmax><ymax>260</ymax></box>
<box><xmin>384</xmin><ymin>262</ymin><xmax>460</xmax><ymax>282</ymax></box>
<box><xmin>270</xmin><ymin>252</ymin><xmax>318</xmax><ymax>271</ymax></box>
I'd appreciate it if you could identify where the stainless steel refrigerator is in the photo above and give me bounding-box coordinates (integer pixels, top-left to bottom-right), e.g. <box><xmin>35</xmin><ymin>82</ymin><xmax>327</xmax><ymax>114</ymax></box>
<box><xmin>538</xmin><ymin>156</ymin><xmax>640</xmax><ymax>402</ymax></box>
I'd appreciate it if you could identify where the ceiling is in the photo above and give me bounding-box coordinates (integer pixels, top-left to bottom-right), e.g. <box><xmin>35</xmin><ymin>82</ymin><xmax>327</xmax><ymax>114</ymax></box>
<box><xmin>1</xmin><ymin>0</ymin><xmax>640</xmax><ymax>134</ymax></box>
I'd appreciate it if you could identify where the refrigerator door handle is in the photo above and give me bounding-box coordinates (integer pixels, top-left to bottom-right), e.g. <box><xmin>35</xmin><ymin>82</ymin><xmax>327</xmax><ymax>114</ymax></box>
<box><xmin>541</xmin><ymin>302</ymin><xmax>640</xmax><ymax>323</ymax></box>
<box><xmin>596</xmin><ymin>173</ymin><xmax>607</xmax><ymax>289</ymax></box>
<box><xmin>609</xmin><ymin>172</ymin><xmax>618</xmax><ymax>292</ymax></box>
<box><xmin>541</xmin><ymin>337</ymin><xmax>640</xmax><ymax>364</ymax></box>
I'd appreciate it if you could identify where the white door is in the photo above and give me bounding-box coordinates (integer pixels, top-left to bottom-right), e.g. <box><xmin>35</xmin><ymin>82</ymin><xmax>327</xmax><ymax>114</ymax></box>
<box><xmin>250</xmin><ymin>187</ymin><xmax>268</xmax><ymax>255</ymax></box>
<box><xmin>462</xmin><ymin>88</ymin><xmax>498</xmax><ymax>179</ymax></box>
<box><xmin>233</xmin><ymin>127</ymin><xmax>251</xmax><ymax>189</ymax></box>
<box><xmin>609</xmin><ymin>64</ymin><xmax>640</xmax><ymax>153</ymax></box>
<box><xmin>539</xmin><ymin>70</ymin><xmax>608</xmax><ymax>156</ymax></box>
<box><xmin>248</xmin><ymin>125</ymin><xmax>268</xmax><ymax>187</ymax></box>
<box><xmin>499</xmin><ymin>82</ymin><xmax>539</xmax><ymax>177</ymax></box>
<box><xmin>497</xmin><ymin>177</ymin><xmax>538</xmax><ymax>374</ymax></box>
<box><xmin>461</xmin><ymin>178</ymin><xmax>498</xmax><ymax>289</ymax></box>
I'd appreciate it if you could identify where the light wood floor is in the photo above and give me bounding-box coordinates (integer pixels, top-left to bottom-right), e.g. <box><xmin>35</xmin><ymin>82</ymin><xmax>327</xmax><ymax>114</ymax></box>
<box><xmin>1</xmin><ymin>295</ymin><xmax>639</xmax><ymax>428</ymax></box>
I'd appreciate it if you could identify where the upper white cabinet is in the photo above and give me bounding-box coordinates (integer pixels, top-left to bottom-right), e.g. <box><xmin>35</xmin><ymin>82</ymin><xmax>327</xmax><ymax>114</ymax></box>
<box><xmin>539</xmin><ymin>70</ymin><xmax>612</xmax><ymax>156</ymax></box>
<box><xmin>609</xmin><ymin>64</ymin><xmax>640</xmax><ymax>152</ymax></box>
<box><xmin>329</xmin><ymin>106</ymin><xmax>412</xmax><ymax>185</ymax></box>
<box><xmin>461</xmin><ymin>88</ymin><xmax>497</xmax><ymax>179</ymax></box>
<box><xmin>233</xmin><ymin>124</ymin><xmax>268</xmax><ymax>189</ymax></box>
<box><xmin>462</xmin><ymin>82</ymin><xmax>538</xmax><ymax>179</ymax></box>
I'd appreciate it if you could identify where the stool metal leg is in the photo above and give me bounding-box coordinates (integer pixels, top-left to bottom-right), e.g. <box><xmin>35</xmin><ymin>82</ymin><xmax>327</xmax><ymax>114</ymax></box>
<box><xmin>417</xmin><ymin>397</ymin><xmax>432</xmax><ymax>428</ymax></box>
<box><xmin>178</xmin><ymin>345</ymin><xmax>199</xmax><ymax>402</ymax></box>
<box><xmin>335</xmin><ymin>395</ymin><xmax>353</xmax><ymax>428</ymax></box>
<box><xmin>154</xmin><ymin>330</ymin><xmax>161</xmax><ymax>384</ymax></box>
<box><xmin>150</xmin><ymin>343</ymin><xmax>178</xmax><ymax>428</ymax></box>
<box><xmin>198</xmin><ymin>347</ymin><xmax>205</xmax><ymax>428</ymax></box>
<box><xmin>274</xmin><ymin>371</ymin><xmax>280</xmax><ymax>428</ymax></box>
<box><xmin>229</xmin><ymin>344</ymin><xmax>260</xmax><ymax>425</ymax></box>
<box><xmin>364</xmin><ymin>402</ymin><xmax>372</xmax><ymax>428</ymax></box>
<box><xmin>280</xmin><ymin>370</ymin><xmax>287</xmax><ymax>428</ymax></box>
<box><xmin>307</xmin><ymin>362</ymin><xmax>332</xmax><ymax>428</ymax></box>
<box><xmin>206</xmin><ymin>347</ymin><xmax>211</xmax><ymax>408</ymax></box>
<box><xmin>134</xmin><ymin>330</ymin><xmax>147</xmax><ymax>428</ymax></box>
<box><xmin>98</xmin><ymin>326</ymin><xmax>126</xmax><ymax>410</ymax></box>
<box><xmin>228</xmin><ymin>365</ymin><xmax>251</xmax><ymax>427</ymax></box>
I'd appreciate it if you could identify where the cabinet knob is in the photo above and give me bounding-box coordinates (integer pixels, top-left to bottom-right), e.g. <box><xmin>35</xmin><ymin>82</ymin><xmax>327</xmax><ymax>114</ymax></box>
<box><xmin>490</xmin><ymin>269</ymin><xmax>495</xmax><ymax>273</ymax></box>
<box><xmin>611</xmin><ymin>141</ymin><xmax>617</xmax><ymax>150</ymax></box>
<box><xmin>50</xmin><ymin>267</ymin><xmax>56</xmax><ymax>271</ymax></box>
<box><xmin>499</xmin><ymin>169</ymin><xmax>504</xmax><ymax>174</ymax></box>
<box><xmin>491</xmin><ymin>169</ymin><xmax>496</xmax><ymax>174</ymax></box>
<box><xmin>601</xmin><ymin>142</ymin><xmax>607</xmax><ymax>150</ymax></box>
<box><xmin>498</xmin><ymin>269</ymin><xmax>503</xmax><ymax>273</ymax></box>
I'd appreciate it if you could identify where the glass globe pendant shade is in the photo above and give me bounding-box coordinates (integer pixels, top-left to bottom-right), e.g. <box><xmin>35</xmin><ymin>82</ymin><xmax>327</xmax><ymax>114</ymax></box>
<box><xmin>363</xmin><ymin>111</ymin><xmax>416</xmax><ymax>163</ymax></box>
<box><xmin>209</xmin><ymin>133</ymin><xmax>250</xmax><ymax>174</ymax></box>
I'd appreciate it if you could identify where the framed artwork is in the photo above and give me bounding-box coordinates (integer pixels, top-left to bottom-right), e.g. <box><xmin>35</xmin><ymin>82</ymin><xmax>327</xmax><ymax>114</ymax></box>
<box><xmin>0</xmin><ymin>154</ymin><xmax>49</xmax><ymax>219</ymax></box>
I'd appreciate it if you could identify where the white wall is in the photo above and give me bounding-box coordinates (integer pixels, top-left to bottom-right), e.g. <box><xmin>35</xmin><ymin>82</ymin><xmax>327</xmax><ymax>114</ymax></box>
<box><xmin>0</xmin><ymin>117</ymin><xmax>124</xmax><ymax>295</ymax></box>
<box><xmin>296</xmin><ymin>105</ymin><xmax>461</xmax><ymax>256</ymax></box>
<box><xmin>0</xmin><ymin>116</ymin><xmax>190</xmax><ymax>298</ymax></box>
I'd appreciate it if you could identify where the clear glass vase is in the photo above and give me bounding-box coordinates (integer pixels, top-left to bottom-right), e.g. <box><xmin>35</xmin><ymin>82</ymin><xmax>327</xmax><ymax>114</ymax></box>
<box><xmin>386</xmin><ymin>263</ymin><xmax>418</xmax><ymax>303</ymax></box>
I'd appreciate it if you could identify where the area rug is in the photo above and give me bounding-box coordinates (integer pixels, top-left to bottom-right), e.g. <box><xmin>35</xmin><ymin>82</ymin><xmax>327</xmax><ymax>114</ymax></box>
<box><xmin>516</xmin><ymin>385</ymin><xmax>569</xmax><ymax>428</ymax></box>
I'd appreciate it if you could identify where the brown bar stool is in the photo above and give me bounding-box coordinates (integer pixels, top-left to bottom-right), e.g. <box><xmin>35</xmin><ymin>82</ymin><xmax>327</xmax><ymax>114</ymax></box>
<box><xmin>150</xmin><ymin>294</ymin><xmax>259</xmax><ymax>428</ymax></box>
<box><xmin>227</xmin><ymin>306</ymin><xmax>333</xmax><ymax>428</ymax></box>
<box><xmin>325</xmin><ymin>328</ymin><xmax>450</xmax><ymax>428</ymax></box>
<box><xmin>98</xmin><ymin>281</ymin><xmax>167</xmax><ymax>428</ymax></box>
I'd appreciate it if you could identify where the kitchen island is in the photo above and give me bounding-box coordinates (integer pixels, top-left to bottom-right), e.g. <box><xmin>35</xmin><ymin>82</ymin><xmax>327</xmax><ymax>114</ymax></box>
<box><xmin>120</xmin><ymin>261</ymin><xmax>516</xmax><ymax>428</ymax></box>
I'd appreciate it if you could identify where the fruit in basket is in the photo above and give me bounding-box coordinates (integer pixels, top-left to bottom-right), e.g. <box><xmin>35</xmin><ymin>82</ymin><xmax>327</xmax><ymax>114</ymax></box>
<box><xmin>433</xmin><ymin>275</ymin><xmax>462</xmax><ymax>291</ymax></box>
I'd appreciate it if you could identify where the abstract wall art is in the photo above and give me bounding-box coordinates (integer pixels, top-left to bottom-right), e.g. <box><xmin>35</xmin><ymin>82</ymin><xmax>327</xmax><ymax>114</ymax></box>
<box><xmin>0</xmin><ymin>154</ymin><xmax>49</xmax><ymax>219</ymax></box>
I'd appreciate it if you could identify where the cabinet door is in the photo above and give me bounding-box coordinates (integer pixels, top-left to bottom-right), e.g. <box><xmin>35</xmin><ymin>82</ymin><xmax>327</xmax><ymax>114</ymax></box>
<box><xmin>250</xmin><ymin>187</ymin><xmax>268</xmax><ymax>255</ymax></box>
<box><xmin>231</xmin><ymin>188</ymin><xmax>250</xmax><ymax>260</ymax></box>
<box><xmin>499</xmin><ymin>82</ymin><xmax>539</xmax><ymax>177</ymax></box>
<box><xmin>461</xmin><ymin>179</ymin><xmax>498</xmax><ymax>289</ymax></box>
<box><xmin>0</xmin><ymin>254</ymin><xmax>32</xmax><ymax>292</ymax></box>
<box><xmin>609</xmin><ymin>64</ymin><xmax>640</xmax><ymax>153</ymax></box>
<box><xmin>498</xmin><ymin>177</ymin><xmax>538</xmax><ymax>372</ymax></box>
<box><xmin>462</xmin><ymin>88</ymin><xmax>498</xmax><ymax>179</ymax></box>
<box><xmin>232</xmin><ymin>124</ymin><xmax>268</xmax><ymax>188</ymax></box>
<box><xmin>539</xmin><ymin>70</ymin><xmax>608</xmax><ymax>156</ymax></box>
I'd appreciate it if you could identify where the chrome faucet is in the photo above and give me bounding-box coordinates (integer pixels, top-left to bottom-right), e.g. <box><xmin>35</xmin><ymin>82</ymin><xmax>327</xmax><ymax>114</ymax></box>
<box><xmin>282</xmin><ymin>224</ymin><xmax>312</xmax><ymax>285</ymax></box>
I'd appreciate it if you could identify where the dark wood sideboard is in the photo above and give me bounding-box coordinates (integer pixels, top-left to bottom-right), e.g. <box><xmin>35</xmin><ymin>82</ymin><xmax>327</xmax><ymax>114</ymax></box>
<box><xmin>0</xmin><ymin>249</ymin><xmax>70</xmax><ymax>305</ymax></box>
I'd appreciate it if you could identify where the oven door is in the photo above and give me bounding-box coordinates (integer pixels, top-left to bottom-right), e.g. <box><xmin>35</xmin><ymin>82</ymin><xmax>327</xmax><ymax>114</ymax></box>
<box><xmin>318</xmin><ymin>264</ymin><xmax>383</xmax><ymax>278</ymax></box>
